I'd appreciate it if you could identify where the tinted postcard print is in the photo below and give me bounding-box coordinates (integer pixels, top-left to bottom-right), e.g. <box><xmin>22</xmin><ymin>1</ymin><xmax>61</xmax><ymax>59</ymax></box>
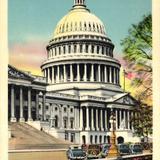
<box><xmin>8</xmin><ymin>0</ymin><xmax>152</xmax><ymax>160</ymax></box>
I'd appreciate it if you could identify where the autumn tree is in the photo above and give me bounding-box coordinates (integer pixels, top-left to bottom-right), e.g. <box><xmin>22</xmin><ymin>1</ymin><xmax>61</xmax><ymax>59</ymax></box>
<box><xmin>121</xmin><ymin>14</ymin><xmax>152</xmax><ymax>104</ymax></box>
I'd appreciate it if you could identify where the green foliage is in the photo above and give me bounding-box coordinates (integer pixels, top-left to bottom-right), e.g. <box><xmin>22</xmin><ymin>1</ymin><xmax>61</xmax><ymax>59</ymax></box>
<box><xmin>121</xmin><ymin>14</ymin><xmax>152</xmax><ymax>102</ymax></box>
<box><xmin>131</xmin><ymin>103</ymin><xmax>152</xmax><ymax>141</ymax></box>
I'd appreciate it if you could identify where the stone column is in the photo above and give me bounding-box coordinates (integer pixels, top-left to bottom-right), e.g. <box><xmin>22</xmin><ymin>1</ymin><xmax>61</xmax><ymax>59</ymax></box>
<box><xmin>98</xmin><ymin>64</ymin><xmax>101</xmax><ymax>82</ymax></box>
<box><xmin>84</xmin><ymin>64</ymin><xmax>87</xmax><ymax>81</ymax></box>
<box><xmin>90</xmin><ymin>64</ymin><xmax>94</xmax><ymax>82</ymax></box>
<box><xmin>115</xmin><ymin>109</ymin><xmax>118</xmax><ymax>130</ymax></box>
<box><xmin>67</xmin><ymin>106</ymin><xmax>70</xmax><ymax>129</ymax></box>
<box><xmin>104</xmin><ymin>109</ymin><xmax>107</xmax><ymax>131</ymax></box>
<box><xmin>52</xmin><ymin>66</ymin><xmax>55</xmax><ymax>83</ymax></box>
<box><xmin>104</xmin><ymin>65</ymin><xmax>107</xmax><ymax>83</ymax></box>
<box><xmin>74</xmin><ymin>107</ymin><xmax>77</xmax><ymax>129</ymax></box>
<box><xmin>119</xmin><ymin>109</ymin><xmax>122</xmax><ymax>129</ymax></box>
<box><xmin>56</xmin><ymin>66</ymin><xmax>59</xmax><ymax>83</ymax></box>
<box><xmin>123</xmin><ymin>110</ymin><xmax>126</xmax><ymax>129</ymax></box>
<box><xmin>105</xmin><ymin>109</ymin><xmax>109</xmax><ymax>131</ymax></box>
<box><xmin>63</xmin><ymin>65</ymin><xmax>67</xmax><ymax>82</ymax></box>
<box><xmin>109</xmin><ymin>67</ymin><xmax>112</xmax><ymax>83</ymax></box>
<box><xmin>19</xmin><ymin>87</ymin><xmax>25</xmax><ymax>122</ymax></box>
<box><xmin>43</xmin><ymin>92</ymin><xmax>46</xmax><ymax>121</ymax></box>
<box><xmin>80</xmin><ymin>107</ymin><xmax>83</xmax><ymax>130</ymax></box>
<box><xmin>44</xmin><ymin>69</ymin><xmax>46</xmax><ymax>78</ymax></box>
<box><xmin>10</xmin><ymin>85</ymin><xmax>16</xmax><ymax>122</ymax></box>
<box><xmin>28</xmin><ymin>87</ymin><xmax>33</xmax><ymax>121</ymax></box>
<box><xmin>100</xmin><ymin>109</ymin><xmax>104</xmax><ymax>131</ymax></box>
<box><xmin>118</xmin><ymin>69</ymin><xmax>120</xmax><ymax>84</ymax></box>
<box><xmin>60</xmin><ymin>106</ymin><xmax>63</xmax><ymax>129</ymax></box>
<box><xmin>91</xmin><ymin>108</ymin><xmax>95</xmax><ymax>130</ymax></box>
<box><xmin>114</xmin><ymin>68</ymin><xmax>116</xmax><ymax>84</ymax></box>
<box><xmin>47</xmin><ymin>68</ymin><xmax>50</xmax><ymax>84</ymax></box>
<box><xmin>131</xmin><ymin>111</ymin><xmax>134</xmax><ymax>131</ymax></box>
<box><xmin>36</xmin><ymin>91</ymin><xmax>39</xmax><ymax>120</ymax></box>
<box><xmin>77</xmin><ymin>64</ymin><xmax>80</xmax><ymax>81</ymax></box>
<box><xmin>127</xmin><ymin>110</ymin><xmax>130</xmax><ymax>130</ymax></box>
<box><xmin>96</xmin><ymin>108</ymin><xmax>99</xmax><ymax>131</ymax></box>
<box><xmin>86</xmin><ymin>107</ymin><xmax>90</xmax><ymax>130</ymax></box>
<box><xmin>70</xmin><ymin>64</ymin><xmax>73</xmax><ymax>82</ymax></box>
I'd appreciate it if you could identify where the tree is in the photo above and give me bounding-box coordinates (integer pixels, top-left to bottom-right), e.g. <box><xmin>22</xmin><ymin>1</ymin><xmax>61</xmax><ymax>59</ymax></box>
<box><xmin>131</xmin><ymin>102</ymin><xmax>152</xmax><ymax>143</ymax></box>
<box><xmin>121</xmin><ymin>14</ymin><xmax>152</xmax><ymax>104</ymax></box>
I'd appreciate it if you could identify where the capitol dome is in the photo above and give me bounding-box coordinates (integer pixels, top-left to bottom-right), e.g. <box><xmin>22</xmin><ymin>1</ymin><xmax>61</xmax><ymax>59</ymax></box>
<box><xmin>53</xmin><ymin>2</ymin><xmax>106</xmax><ymax>39</ymax></box>
<box><xmin>41</xmin><ymin>0</ymin><xmax>122</xmax><ymax>96</ymax></box>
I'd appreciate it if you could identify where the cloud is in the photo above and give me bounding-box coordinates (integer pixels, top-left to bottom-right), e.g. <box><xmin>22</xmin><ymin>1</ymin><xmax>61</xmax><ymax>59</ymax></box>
<box><xmin>9</xmin><ymin>39</ymin><xmax>47</xmax><ymax>75</ymax></box>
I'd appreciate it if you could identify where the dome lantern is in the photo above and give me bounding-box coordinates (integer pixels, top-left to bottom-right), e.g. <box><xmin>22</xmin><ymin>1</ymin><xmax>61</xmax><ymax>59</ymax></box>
<box><xmin>74</xmin><ymin>0</ymin><xmax>86</xmax><ymax>6</ymax></box>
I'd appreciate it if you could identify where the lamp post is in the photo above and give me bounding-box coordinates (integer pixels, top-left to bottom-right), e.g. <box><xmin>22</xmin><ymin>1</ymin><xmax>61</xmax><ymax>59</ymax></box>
<box><xmin>106</xmin><ymin>111</ymin><xmax>120</xmax><ymax>159</ymax></box>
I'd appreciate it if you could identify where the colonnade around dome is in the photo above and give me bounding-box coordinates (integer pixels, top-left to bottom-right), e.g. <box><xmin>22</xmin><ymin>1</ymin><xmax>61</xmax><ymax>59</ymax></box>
<box><xmin>43</xmin><ymin>63</ymin><xmax>120</xmax><ymax>85</ymax></box>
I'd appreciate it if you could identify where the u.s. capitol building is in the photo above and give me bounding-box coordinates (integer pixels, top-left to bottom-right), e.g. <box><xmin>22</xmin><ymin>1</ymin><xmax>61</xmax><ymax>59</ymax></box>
<box><xmin>8</xmin><ymin>0</ymin><xmax>140</xmax><ymax>144</ymax></box>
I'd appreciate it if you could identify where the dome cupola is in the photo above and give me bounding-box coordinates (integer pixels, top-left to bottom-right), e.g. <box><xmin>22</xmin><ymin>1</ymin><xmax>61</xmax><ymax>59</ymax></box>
<box><xmin>73</xmin><ymin>0</ymin><xmax>86</xmax><ymax>6</ymax></box>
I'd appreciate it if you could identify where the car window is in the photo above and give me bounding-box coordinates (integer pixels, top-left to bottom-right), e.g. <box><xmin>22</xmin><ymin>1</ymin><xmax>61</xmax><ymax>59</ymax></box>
<box><xmin>72</xmin><ymin>149</ymin><xmax>85</xmax><ymax>157</ymax></box>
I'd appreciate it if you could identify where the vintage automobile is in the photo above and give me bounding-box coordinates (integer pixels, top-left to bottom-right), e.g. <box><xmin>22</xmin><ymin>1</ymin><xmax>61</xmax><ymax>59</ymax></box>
<box><xmin>100</xmin><ymin>144</ymin><xmax>111</xmax><ymax>158</ymax></box>
<box><xmin>67</xmin><ymin>145</ymin><xmax>87</xmax><ymax>160</ymax></box>
<box><xmin>117</xmin><ymin>143</ymin><xmax>131</xmax><ymax>156</ymax></box>
<box><xmin>87</xmin><ymin>144</ymin><xmax>101</xmax><ymax>159</ymax></box>
<box><xmin>130</xmin><ymin>144</ymin><xmax>143</xmax><ymax>154</ymax></box>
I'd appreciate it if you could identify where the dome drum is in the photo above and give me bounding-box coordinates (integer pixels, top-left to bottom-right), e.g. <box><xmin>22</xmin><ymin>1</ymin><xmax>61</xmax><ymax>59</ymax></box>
<box><xmin>46</xmin><ymin>40</ymin><xmax>114</xmax><ymax>60</ymax></box>
<box><xmin>42</xmin><ymin>62</ymin><xmax>120</xmax><ymax>87</ymax></box>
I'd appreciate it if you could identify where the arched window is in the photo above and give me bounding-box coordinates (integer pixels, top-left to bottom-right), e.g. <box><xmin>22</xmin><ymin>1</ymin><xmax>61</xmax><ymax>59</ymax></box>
<box><xmin>62</xmin><ymin>24</ymin><xmax>65</xmax><ymax>33</ymax></box>
<box><xmin>84</xmin><ymin>22</ymin><xmax>87</xmax><ymax>31</ymax></box>
<box><xmin>55</xmin><ymin>115</ymin><xmax>58</xmax><ymax>128</ymax></box>
<box><xmin>91</xmin><ymin>45</ymin><xmax>94</xmax><ymax>53</ymax></box>
<box><xmin>74</xmin><ymin>44</ymin><xmax>77</xmax><ymax>53</ymax></box>
<box><xmin>68</xmin><ymin>45</ymin><xmax>71</xmax><ymax>53</ymax></box>
<box><xmin>67</xmin><ymin>23</ymin><xmax>69</xmax><ymax>31</ymax></box>
<box><xmin>90</xmin><ymin>135</ymin><xmax>93</xmax><ymax>144</ymax></box>
<box><xmin>95</xmin><ymin>135</ymin><xmax>97</xmax><ymax>143</ymax></box>
<box><xmin>104</xmin><ymin>136</ymin><xmax>107</xmax><ymax>143</ymax></box>
<box><xmin>82</xmin><ymin>135</ymin><xmax>86</xmax><ymax>144</ymax></box>
<box><xmin>102</xmin><ymin>46</ymin><xmax>104</xmax><ymax>55</ymax></box>
<box><xmin>86</xmin><ymin>44</ymin><xmax>88</xmax><ymax>53</ymax></box>
<box><xmin>93</xmin><ymin>23</ymin><xmax>95</xmax><ymax>31</ymax></box>
<box><xmin>89</xmin><ymin>23</ymin><xmax>91</xmax><ymax>31</ymax></box>
<box><xmin>99</xmin><ymin>135</ymin><xmax>102</xmax><ymax>144</ymax></box>
<box><xmin>97</xmin><ymin>24</ymin><xmax>99</xmax><ymax>32</ymax></box>
<box><xmin>59</xmin><ymin>46</ymin><xmax>61</xmax><ymax>55</ymax></box>
<box><xmin>70</xmin><ymin>22</ymin><xmax>73</xmax><ymax>31</ymax></box>
<box><xmin>64</xmin><ymin>117</ymin><xmax>68</xmax><ymax>128</ymax></box>
<box><xmin>80</xmin><ymin>44</ymin><xmax>83</xmax><ymax>53</ymax></box>
<box><xmin>97</xmin><ymin>46</ymin><xmax>99</xmax><ymax>54</ymax></box>
<box><xmin>55</xmin><ymin>48</ymin><xmax>57</xmax><ymax>56</ymax></box>
<box><xmin>80</xmin><ymin>22</ymin><xmax>82</xmax><ymax>30</ymax></box>
<box><xmin>63</xmin><ymin>46</ymin><xmax>66</xmax><ymax>54</ymax></box>
<box><xmin>75</xmin><ymin>22</ymin><xmax>77</xmax><ymax>31</ymax></box>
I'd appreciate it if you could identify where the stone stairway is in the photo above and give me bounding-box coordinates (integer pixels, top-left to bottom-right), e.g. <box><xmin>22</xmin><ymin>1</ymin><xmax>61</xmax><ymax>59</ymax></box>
<box><xmin>9</xmin><ymin>122</ymin><xmax>72</xmax><ymax>150</ymax></box>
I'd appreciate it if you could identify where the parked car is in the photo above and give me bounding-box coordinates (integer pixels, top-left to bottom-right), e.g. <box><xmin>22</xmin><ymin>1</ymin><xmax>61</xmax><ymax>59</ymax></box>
<box><xmin>100</xmin><ymin>144</ymin><xmax>111</xmax><ymax>158</ymax></box>
<box><xmin>130</xmin><ymin>144</ymin><xmax>143</xmax><ymax>154</ymax></box>
<box><xmin>117</xmin><ymin>143</ymin><xmax>131</xmax><ymax>156</ymax></box>
<box><xmin>67</xmin><ymin>145</ymin><xmax>87</xmax><ymax>160</ymax></box>
<box><xmin>87</xmin><ymin>144</ymin><xmax>101</xmax><ymax>159</ymax></box>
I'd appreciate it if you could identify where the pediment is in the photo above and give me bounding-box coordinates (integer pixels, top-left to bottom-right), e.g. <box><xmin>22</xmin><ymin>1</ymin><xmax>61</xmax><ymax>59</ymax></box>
<box><xmin>8</xmin><ymin>65</ymin><xmax>34</xmax><ymax>81</ymax></box>
<box><xmin>114</xmin><ymin>94</ymin><xmax>136</xmax><ymax>105</ymax></box>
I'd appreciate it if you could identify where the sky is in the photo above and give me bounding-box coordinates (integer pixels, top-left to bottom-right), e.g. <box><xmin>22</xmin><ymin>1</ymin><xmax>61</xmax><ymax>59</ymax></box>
<box><xmin>9</xmin><ymin>0</ymin><xmax>151</xmax><ymax>75</ymax></box>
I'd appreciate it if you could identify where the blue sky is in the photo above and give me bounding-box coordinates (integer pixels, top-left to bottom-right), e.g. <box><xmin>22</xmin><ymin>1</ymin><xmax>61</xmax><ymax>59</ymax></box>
<box><xmin>9</xmin><ymin>0</ymin><xmax>151</xmax><ymax>75</ymax></box>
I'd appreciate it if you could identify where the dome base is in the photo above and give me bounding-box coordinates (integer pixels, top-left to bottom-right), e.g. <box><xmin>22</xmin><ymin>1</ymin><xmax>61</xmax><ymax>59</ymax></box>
<box><xmin>46</xmin><ymin>82</ymin><xmax>123</xmax><ymax>97</ymax></box>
